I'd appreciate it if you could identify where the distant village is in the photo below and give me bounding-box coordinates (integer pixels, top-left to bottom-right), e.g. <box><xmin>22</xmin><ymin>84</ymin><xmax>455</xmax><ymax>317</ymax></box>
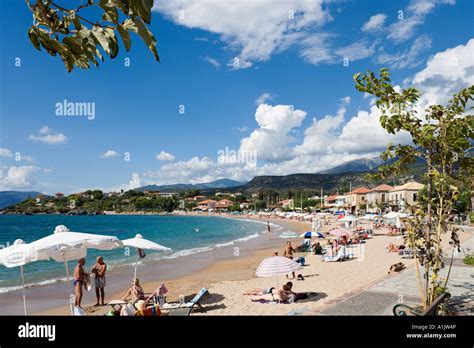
<box><xmin>1</xmin><ymin>181</ymin><xmax>426</xmax><ymax>216</ymax></box>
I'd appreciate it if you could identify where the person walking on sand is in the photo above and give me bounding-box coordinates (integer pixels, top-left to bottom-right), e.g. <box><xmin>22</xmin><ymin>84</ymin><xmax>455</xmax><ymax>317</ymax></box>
<box><xmin>283</xmin><ymin>241</ymin><xmax>296</xmax><ymax>279</ymax></box>
<box><xmin>73</xmin><ymin>258</ymin><xmax>86</xmax><ymax>308</ymax></box>
<box><xmin>92</xmin><ymin>256</ymin><xmax>107</xmax><ymax>306</ymax></box>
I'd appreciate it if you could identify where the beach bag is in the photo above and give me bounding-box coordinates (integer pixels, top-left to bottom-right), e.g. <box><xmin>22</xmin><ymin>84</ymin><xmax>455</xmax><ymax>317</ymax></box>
<box><xmin>73</xmin><ymin>306</ymin><xmax>86</xmax><ymax>316</ymax></box>
<box><xmin>120</xmin><ymin>303</ymin><xmax>136</xmax><ymax>316</ymax></box>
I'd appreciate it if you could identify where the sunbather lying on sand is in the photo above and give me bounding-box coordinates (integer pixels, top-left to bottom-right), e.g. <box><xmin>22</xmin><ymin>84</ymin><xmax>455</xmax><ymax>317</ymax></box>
<box><xmin>386</xmin><ymin>243</ymin><xmax>405</xmax><ymax>252</ymax></box>
<box><xmin>251</xmin><ymin>282</ymin><xmax>295</xmax><ymax>303</ymax></box>
<box><xmin>243</xmin><ymin>287</ymin><xmax>276</xmax><ymax>296</ymax></box>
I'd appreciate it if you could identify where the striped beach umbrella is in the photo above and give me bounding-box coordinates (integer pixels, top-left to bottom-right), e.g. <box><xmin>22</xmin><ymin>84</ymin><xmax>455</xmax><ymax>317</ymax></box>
<box><xmin>255</xmin><ymin>256</ymin><xmax>301</xmax><ymax>277</ymax></box>
<box><xmin>329</xmin><ymin>228</ymin><xmax>351</xmax><ymax>238</ymax></box>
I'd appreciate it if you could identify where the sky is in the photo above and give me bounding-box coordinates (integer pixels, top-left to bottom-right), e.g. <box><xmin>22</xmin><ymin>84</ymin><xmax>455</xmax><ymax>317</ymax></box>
<box><xmin>0</xmin><ymin>0</ymin><xmax>473</xmax><ymax>194</ymax></box>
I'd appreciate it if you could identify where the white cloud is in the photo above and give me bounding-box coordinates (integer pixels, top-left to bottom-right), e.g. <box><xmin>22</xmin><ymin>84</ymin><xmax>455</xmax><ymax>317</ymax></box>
<box><xmin>100</xmin><ymin>150</ymin><xmax>120</xmax><ymax>158</ymax></box>
<box><xmin>295</xmin><ymin>97</ymin><xmax>350</xmax><ymax>156</ymax></box>
<box><xmin>0</xmin><ymin>148</ymin><xmax>35</xmax><ymax>163</ymax></box>
<box><xmin>362</xmin><ymin>13</ymin><xmax>387</xmax><ymax>32</ymax></box>
<box><xmin>377</xmin><ymin>34</ymin><xmax>432</xmax><ymax>69</ymax></box>
<box><xmin>239</xmin><ymin>103</ymin><xmax>307</xmax><ymax>161</ymax></box>
<box><xmin>233</xmin><ymin>126</ymin><xmax>248</xmax><ymax>133</ymax></box>
<box><xmin>29</xmin><ymin>127</ymin><xmax>68</xmax><ymax>145</ymax></box>
<box><xmin>203</xmin><ymin>56</ymin><xmax>220</xmax><ymax>68</ymax></box>
<box><xmin>388</xmin><ymin>0</ymin><xmax>455</xmax><ymax>43</ymax></box>
<box><xmin>0</xmin><ymin>148</ymin><xmax>13</xmax><ymax>157</ymax></box>
<box><xmin>128</xmin><ymin>173</ymin><xmax>142</xmax><ymax>190</ymax></box>
<box><xmin>410</xmin><ymin>38</ymin><xmax>474</xmax><ymax>109</ymax></box>
<box><xmin>38</xmin><ymin>126</ymin><xmax>52</xmax><ymax>135</ymax></box>
<box><xmin>154</xmin><ymin>0</ymin><xmax>329</xmax><ymax>68</ymax></box>
<box><xmin>156</xmin><ymin>151</ymin><xmax>175</xmax><ymax>161</ymax></box>
<box><xmin>335</xmin><ymin>39</ymin><xmax>377</xmax><ymax>61</ymax></box>
<box><xmin>0</xmin><ymin>166</ymin><xmax>39</xmax><ymax>190</ymax></box>
<box><xmin>255</xmin><ymin>92</ymin><xmax>274</xmax><ymax>105</ymax></box>
<box><xmin>299</xmin><ymin>33</ymin><xmax>335</xmax><ymax>65</ymax></box>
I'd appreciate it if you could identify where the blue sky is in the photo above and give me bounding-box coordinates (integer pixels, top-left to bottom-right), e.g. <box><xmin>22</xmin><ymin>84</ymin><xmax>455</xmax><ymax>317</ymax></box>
<box><xmin>0</xmin><ymin>0</ymin><xmax>473</xmax><ymax>194</ymax></box>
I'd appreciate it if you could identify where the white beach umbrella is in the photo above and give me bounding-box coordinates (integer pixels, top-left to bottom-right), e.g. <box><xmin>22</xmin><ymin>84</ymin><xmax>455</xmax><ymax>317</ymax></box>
<box><xmin>0</xmin><ymin>239</ymin><xmax>44</xmax><ymax>315</ymax></box>
<box><xmin>361</xmin><ymin>214</ymin><xmax>378</xmax><ymax>220</ymax></box>
<box><xmin>256</xmin><ymin>256</ymin><xmax>301</xmax><ymax>278</ymax></box>
<box><xmin>29</xmin><ymin>225</ymin><xmax>123</xmax><ymax>314</ymax></box>
<box><xmin>383</xmin><ymin>212</ymin><xmax>410</xmax><ymax>219</ymax></box>
<box><xmin>121</xmin><ymin>233</ymin><xmax>171</xmax><ymax>281</ymax></box>
<box><xmin>339</xmin><ymin>215</ymin><xmax>358</xmax><ymax>222</ymax></box>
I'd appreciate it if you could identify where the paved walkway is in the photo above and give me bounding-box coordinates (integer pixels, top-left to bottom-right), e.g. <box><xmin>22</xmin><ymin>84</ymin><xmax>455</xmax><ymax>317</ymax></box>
<box><xmin>312</xmin><ymin>234</ymin><xmax>474</xmax><ymax>315</ymax></box>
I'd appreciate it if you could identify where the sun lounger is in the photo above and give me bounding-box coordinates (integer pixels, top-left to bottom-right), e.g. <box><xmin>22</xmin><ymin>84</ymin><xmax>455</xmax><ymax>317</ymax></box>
<box><xmin>399</xmin><ymin>249</ymin><xmax>414</xmax><ymax>259</ymax></box>
<box><xmin>160</xmin><ymin>288</ymin><xmax>210</xmax><ymax>313</ymax></box>
<box><xmin>323</xmin><ymin>246</ymin><xmax>346</xmax><ymax>262</ymax></box>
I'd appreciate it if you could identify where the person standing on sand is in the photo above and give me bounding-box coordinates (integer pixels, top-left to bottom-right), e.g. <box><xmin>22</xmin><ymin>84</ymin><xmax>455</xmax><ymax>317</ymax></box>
<box><xmin>283</xmin><ymin>241</ymin><xmax>296</xmax><ymax>279</ymax></box>
<box><xmin>92</xmin><ymin>256</ymin><xmax>107</xmax><ymax>306</ymax></box>
<box><xmin>73</xmin><ymin>258</ymin><xmax>86</xmax><ymax>308</ymax></box>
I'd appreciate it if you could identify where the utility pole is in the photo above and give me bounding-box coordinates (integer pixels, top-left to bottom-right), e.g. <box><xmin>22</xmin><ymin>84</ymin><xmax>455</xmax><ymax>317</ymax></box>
<box><xmin>320</xmin><ymin>188</ymin><xmax>323</xmax><ymax>211</ymax></box>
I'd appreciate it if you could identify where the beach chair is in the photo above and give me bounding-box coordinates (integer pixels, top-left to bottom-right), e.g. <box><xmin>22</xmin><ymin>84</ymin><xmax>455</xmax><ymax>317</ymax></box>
<box><xmin>323</xmin><ymin>246</ymin><xmax>346</xmax><ymax>262</ymax></box>
<box><xmin>399</xmin><ymin>249</ymin><xmax>414</xmax><ymax>259</ymax></box>
<box><xmin>160</xmin><ymin>288</ymin><xmax>210</xmax><ymax>313</ymax></box>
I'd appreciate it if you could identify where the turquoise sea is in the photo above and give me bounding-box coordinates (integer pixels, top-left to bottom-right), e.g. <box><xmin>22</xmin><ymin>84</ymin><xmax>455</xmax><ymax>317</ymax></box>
<box><xmin>0</xmin><ymin>215</ymin><xmax>276</xmax><ymax>291</ymax></box>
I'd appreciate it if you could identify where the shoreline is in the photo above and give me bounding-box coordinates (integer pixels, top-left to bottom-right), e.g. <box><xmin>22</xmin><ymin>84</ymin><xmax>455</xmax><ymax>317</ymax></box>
<box><xmin>0</xmin><ymin>214</ymin><xmax>302</xmax><ymax>314</ymax></box>
<box><xmin>2</xmin><ymin>213</ymin><xmax>471</xmax><ymax>315</ymax></box>
<box><xmin>36</xmin><ymin>215</ymin><xmax>310</xmax><ymax>315</ymax></box>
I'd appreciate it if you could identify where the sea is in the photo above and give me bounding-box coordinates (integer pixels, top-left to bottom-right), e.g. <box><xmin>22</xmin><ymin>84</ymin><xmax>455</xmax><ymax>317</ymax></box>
<box><xmin>0</xmin><ymin>214</ymin><xmax>284</xmax><ymax>294</ymax></box>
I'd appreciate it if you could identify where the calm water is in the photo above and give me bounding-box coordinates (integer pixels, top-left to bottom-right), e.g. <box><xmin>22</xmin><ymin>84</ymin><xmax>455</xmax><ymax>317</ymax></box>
<box><xmin>0</xmin><ymin>215</ymin><xmax>274</xmax><ymax>291</ymax></box>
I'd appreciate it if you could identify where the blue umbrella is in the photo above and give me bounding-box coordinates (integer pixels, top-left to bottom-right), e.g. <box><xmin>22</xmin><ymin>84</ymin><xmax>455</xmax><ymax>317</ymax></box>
<box><xmin>300</xmin><ymin>231</ymin><xmax>324</xmax><ymax>238</ymax></box>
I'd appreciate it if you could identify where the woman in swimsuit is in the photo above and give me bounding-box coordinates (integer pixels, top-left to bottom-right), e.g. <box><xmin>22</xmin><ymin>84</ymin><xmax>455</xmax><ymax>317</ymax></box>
<box><xmin>250</xmin><ymin>282</ymin><xmax>295</xmax><ymax>303</ymax></box>
<box><xmin>122</xmin><ymin>278</ymin><xmax>146</xmax><ymax>302</ymax></box>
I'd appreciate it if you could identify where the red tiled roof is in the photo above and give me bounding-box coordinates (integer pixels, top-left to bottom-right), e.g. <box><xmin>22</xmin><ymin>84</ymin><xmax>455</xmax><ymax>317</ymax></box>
<box><xmin>349</xmin><ymin>187</ymin><xmax>370</xmax><ymax>194</ymax></box>
<box><xmin>371</xmin><ymin>184</ymin><xmax>394</xmax><ymax>191</ymax></box>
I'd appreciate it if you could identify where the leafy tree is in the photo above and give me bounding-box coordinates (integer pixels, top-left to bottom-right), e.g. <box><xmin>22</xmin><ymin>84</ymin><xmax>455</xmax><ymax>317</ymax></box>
<box><xmin>354</xmin><ymin>68</ymin><xmax>473</xmax><ymax>309</ymax></box>
<box><xmin>26</xmin><ymin>0</ymin><xmax>159</xmax><ymax>72</ymax></box>
<box><xmin>92</xmin><ymin>189</ymin><xmax>103</xmax><ymax>200</ymax></box>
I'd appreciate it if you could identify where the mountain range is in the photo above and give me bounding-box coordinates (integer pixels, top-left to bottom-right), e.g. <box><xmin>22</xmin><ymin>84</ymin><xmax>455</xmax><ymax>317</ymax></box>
<box><xmin>135</xmin><ymin>178</ymin><xmax>244</xmax><ymax>192</ymax></box>
<box><xmin>0</xmin><ymin>155</ymin><xmax>426</xmax><ymax>207</ymax></box>
<box><xmin>0</xmin><ymin>191</ymin><xmax>43</xmax><ymax>209</ymax></box>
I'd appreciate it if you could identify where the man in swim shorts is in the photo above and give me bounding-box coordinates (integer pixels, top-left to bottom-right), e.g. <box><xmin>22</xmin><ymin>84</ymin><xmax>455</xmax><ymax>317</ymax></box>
<box><xmin>92</xmin><ymin>256</ymin><xmax>107</xmax><ymax>306</ymax></box>
<box><xmin>73</xmin><ymin>258</ymin><xmax>86</xmax><ymax>308</ymax></box>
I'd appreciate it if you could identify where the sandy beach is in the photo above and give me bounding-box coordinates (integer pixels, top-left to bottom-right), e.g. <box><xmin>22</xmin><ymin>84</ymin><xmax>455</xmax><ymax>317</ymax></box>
<box><xmin>34</xmin><ymin>215</ymin><xmax>472</xmax><ymax>316</ymax></box>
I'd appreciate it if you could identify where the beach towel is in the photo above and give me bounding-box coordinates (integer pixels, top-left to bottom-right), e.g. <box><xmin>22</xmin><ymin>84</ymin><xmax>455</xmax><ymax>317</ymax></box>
<box><xmin>137</xmin><ymin>248</ymin><xmax>146</xmax><ymax>259</ymax></box>
<box><xmin>120</xmin><ymin>303</ymin><xmax>136</xmax><ymax>316</ymax></box>
<box><xmin>73</xmin><ymin>306</ymin><xmax>86</xmax><ymax>316</ymax></box>
<box><xmin>83</xmin><ymin>273</ymin><xmax>92</xmax><ymax>291</ymax></box>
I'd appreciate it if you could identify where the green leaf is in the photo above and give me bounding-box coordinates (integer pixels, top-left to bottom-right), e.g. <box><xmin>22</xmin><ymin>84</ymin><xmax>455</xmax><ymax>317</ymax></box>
<box><xmin>123</xmin><ymin>18</ymin><xmax>159</xmax><ymax>61</ymax></box>
<box><xmin>129</xmin><ymin>0</ymin><xmax>152</xmax><ymax>24</ymax></box>
<box><xmin>91</xmin><ymin>27</ymin><xmax>111</xmax><ymax>55</ymax></box>
<box><xmin>117</xmin><ymin>24</ymin><xmax>131</xmax><ymax>51</ymax></box>
<box><xmin>28</xmin><ymin>27</ymin><xmax>41</xmax><ymax>51</ymax></box>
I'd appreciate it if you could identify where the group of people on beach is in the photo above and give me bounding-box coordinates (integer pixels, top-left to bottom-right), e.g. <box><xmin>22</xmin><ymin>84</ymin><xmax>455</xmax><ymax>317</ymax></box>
<box><xmin>73</xmin><ymin>256</ymin><xmax>107</xmax><ymax>308</ymax></box>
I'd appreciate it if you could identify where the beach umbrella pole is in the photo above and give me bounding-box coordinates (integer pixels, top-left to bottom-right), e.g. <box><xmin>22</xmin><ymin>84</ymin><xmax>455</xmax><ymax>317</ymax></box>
<box><xmin>20</xmin><ymin>265</ymin><xmax>27</xmax><ymax>316</ymax></box>
<box><xmin>63</xmin><ymin>258</ymin><xmax>74</xmax><ymax>315</ymax></box>
<box><xmin>133</xmin><ymin>250</ymin><xmax>138</xmax><ymax>281</ymax></box>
